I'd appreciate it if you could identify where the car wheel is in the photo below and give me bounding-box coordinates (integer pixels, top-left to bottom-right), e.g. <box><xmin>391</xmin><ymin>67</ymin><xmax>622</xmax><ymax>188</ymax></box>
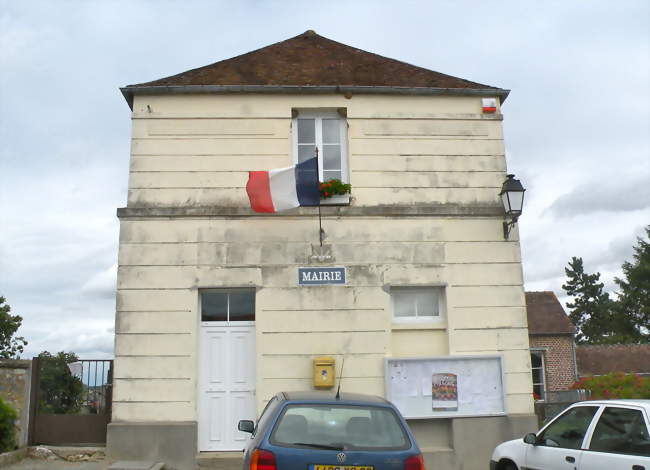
<box><xmin>499</xmin><ymin>460</ymin><xmax>518</xmax><ymax>470</ymax></box>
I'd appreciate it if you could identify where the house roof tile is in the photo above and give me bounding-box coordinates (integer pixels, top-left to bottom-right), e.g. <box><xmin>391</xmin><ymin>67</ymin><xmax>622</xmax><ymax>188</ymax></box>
<box><xmin>122</xmin><ymin>30</ymin><xmax>508</xmax><ymax>107</ymax></box>
<box><xmin>577</xmin><ymin>344</ymin><xmax>650</xmax><ymax>376</ymax></box>
<box><xmin>526</xmin><ymin>291</ymin><xmax>576</xmax><ymax>335</ymax></box>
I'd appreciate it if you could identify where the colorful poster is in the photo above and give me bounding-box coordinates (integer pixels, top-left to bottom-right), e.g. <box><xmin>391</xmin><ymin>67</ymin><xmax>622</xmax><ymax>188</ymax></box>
<box><xmin>432</xmin><ymin>373</ymin><xmax>458</xmax><ymax>411</ymax></box>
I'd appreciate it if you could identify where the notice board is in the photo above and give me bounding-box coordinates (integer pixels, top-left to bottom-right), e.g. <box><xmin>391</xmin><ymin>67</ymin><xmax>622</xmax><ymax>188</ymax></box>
<box><xmin>385</xmin><ymin>356</ymin><xmax>506</xmax><ymax>419</ymax></box>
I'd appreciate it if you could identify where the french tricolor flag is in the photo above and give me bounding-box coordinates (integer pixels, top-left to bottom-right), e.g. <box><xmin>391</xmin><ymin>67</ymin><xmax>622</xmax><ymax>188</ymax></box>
<box><xmin>246</xmin><ymin>157</ymin><xmax>320</xmax><ymax>213</ymax></box>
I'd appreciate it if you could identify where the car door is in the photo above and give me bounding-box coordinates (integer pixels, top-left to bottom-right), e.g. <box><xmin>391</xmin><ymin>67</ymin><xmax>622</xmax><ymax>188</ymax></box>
<box><xmin>579</xmin><ymin>405</ymin><xmax>650</xmax><ymax>469</ymax></box>
<box><xmin>525</xmin><ymin>405</ymin><xmax>599</xmax><ymax>470</ymax></box>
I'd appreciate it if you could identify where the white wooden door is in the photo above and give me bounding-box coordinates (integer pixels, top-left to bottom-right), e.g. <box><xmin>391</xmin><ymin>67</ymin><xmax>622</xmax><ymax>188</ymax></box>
<box><xmin>199</xmin><ymin>324</ymin><xmax>256</xmax><ymax>451</ymax></box>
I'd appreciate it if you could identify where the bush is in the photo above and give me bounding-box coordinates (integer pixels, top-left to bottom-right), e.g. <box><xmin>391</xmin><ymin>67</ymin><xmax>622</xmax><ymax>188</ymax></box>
<box><xmin>571</xmin><ymin>372</ymin><xmax>650</xmax><ymax>399</ymax></box>
<box><xmin>0</xmin><ymin>397</ymin><xmax>17</xmax><ymax>453</ymax></box>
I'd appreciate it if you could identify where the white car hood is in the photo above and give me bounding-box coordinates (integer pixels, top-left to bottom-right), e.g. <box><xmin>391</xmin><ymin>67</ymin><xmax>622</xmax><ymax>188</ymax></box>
<box><xmin>491</xmin><ymin>437</ymin><xmax>527</xmax><ymax>464</ymax></box>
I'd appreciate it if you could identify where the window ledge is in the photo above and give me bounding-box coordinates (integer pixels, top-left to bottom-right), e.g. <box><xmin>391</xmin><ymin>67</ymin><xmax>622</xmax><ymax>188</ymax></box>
<box><xmin>320</xmin><ymin>194</ymin><xmax>350</xmax><ymax>205</ymax></box>
<box><xmin>391</xmin><ymin>321</ymin><xmax>447</xmax><ymax>331</ymax></box>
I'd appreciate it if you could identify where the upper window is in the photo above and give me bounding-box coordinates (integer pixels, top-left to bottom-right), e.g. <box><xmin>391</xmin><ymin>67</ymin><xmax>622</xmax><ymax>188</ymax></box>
<box><xmin>537</xmin><ymin>405</ymin><xmax>599</xmax><ymax>449</ymax></box>
<box><xmin>292</xmin><ymin>110</ymin><xmax>348</xmax><ymax>183</ymax></box>
<box><xmin>201</xmin><ymin>289</ymin><xmax>255</xmax><ymax>322</ymax></box>
<box><xmin>391</xmin><ymin>287</ymin><xmax>444</xmax><ymax>321</ymax></box>
<box><xmin>589</xmin><ymin>406</ymin><xmax>650</xmax><ymax>456</ymax></box>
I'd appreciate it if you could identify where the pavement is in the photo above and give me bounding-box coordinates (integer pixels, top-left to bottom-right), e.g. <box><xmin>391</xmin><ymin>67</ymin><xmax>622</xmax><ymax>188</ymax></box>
<box><xmin>1</xmin><ymin>447</ymin><xmax>112</xmax><ymax>470</ymax></box>
<box><xmin>2</xmin><ymin>458</ymin><xmax>110</xmax><ymax>470</ymax></box>
<box><xmin>1</xmin><ymin>447</ymin><xmax>245</xmax><ymax>470</ymax></box>
<box><xmin>0</xmin><ymin>446</ymin><xmax>248</xmax><ymax>470</ymax></box>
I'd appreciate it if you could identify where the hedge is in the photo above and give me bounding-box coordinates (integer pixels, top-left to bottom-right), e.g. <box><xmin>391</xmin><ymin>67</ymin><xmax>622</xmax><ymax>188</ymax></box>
<box><xmin>571</xmin><ymin>372</ymin><xmax>650</xmax><ymax>400</ymax></box>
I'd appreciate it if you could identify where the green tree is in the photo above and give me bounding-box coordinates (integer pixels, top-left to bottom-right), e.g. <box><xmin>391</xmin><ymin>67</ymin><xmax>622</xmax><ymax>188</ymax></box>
<box><xmin>562</xmin><ymin>257</ymin><xmax>639</xmax><ymax>344</ymax></box>
<box><xmin>615</xmin><ymin>226</ymin><xmax>650</xmax><ymax>343</ymax></box>
<box><xmin>38</xmin><ymin>351</ymin><xmax>83</xmax><ymax>414</ymax></box>
<box><xmin>0</xmin><ymin>296</ymin><xmax>27</xmax><ymax>359</ymax></box>
<box><xmin>0</xmin><ymin>397</ymin><xmax>17</xmax><ymax>452</ymax></box>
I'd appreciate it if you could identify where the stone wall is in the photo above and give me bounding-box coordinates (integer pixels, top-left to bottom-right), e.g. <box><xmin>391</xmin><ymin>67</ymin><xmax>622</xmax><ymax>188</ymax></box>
<box><xmin>530</xmin><ymin>335</ymin><xmax>577</xmax><ymax>391</ymax></box>
<box><xmin>0</xmin><ymin>360</ymin><xmax>31</xmax><ymax>448</ymax></box>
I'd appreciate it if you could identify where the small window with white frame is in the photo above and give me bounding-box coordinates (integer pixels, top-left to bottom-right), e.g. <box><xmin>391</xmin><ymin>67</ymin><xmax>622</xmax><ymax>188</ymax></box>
<box><xmin>292</xmin><ymin>109</ymin><xmax>348</xmax><ymax>183</ymax></box>
<box><xmin>391</xmin><ymin>287</ymin><xmax>445</xmax><ymax>321</ymax></box>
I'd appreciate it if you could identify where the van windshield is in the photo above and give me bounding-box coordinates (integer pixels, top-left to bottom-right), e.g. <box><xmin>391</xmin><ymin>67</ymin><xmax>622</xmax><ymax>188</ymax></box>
<box><xmin>270</xmin><ymin>404</ymin><xmax>410</xmax><ymax>450</ymax></box>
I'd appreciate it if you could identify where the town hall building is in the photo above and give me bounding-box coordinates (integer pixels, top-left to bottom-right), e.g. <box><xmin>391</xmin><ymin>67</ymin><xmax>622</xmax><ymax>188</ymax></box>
<box><xmin>108</xmin><ymin>31</ymin><xmax>537</xmax><ymax>469</ymax></box>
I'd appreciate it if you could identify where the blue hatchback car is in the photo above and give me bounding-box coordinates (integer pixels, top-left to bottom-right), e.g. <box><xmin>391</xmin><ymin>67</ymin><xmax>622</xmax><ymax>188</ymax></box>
<box><xmin>238</xmin><ymin>391</ymin><xmax>425</xmax><ymax>470</ymax></box>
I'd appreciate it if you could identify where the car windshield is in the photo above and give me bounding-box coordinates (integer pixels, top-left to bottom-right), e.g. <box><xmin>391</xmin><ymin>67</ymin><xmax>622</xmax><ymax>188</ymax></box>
<box><xmin>270</xmin><ymin>404</ymin><xmax>410</xmax><ymax>450</ymax></box>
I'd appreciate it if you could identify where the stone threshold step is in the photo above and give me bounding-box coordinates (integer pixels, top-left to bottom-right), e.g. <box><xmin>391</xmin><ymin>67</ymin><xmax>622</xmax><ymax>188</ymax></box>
<box><xmin>197</xmin><ymin>452</ymin><xmax>244</xmax><ymax>469</ymax></box>
<box><xmin>108</xmin><ymin>461</ymin><xmax>166</xmax><ymax>470</ymax></box>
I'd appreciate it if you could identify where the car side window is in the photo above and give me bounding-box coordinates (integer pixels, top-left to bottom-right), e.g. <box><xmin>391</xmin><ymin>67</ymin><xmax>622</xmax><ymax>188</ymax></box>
<box><xmin>589</xmin><ymin>407</ymin><xmax>650</xmax><ymax>456</ymax></box>
<box><xmin>537</xmin><ymin>406</ymin><xmax>599</xmax><ymax>450</ymax></box>
<box><xmin>253</xmin><ymin>396</ymin><xmax>278</xmax><ymax>436</ymax></box>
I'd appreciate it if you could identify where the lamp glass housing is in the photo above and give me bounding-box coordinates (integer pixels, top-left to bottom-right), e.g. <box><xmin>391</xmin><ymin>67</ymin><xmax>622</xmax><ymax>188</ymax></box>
<box><xmin>502</xmin><ymin>191</ymin><xmax>524</xmax><ymax>217</ymax></box>
<box><xmin>500</xmin><ymin>174</ymin><xmax>526</xmax><ymax>218</ymax></box>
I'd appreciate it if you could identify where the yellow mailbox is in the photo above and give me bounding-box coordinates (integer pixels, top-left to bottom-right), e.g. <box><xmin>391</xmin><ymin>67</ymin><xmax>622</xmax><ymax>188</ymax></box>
<box><xmin>313</xmin><ymin>356</ymin><xmax>335</xmax><ymax>388</ymax></box>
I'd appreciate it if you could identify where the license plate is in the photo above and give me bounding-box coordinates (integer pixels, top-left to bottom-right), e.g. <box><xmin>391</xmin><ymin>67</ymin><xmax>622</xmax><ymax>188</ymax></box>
<box><xmin>312</xmin><ymin>466</ymin><xmax>373</xmax><ymax>470</ymax></box>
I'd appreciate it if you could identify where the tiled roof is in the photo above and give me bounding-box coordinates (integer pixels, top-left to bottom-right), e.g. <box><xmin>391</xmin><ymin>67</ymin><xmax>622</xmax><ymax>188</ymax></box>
<box><xmin>577</xmin><ymin>344</ymin><xmax>650</xmax><ymax>376</ymax></box>
<box><xmin>526</xmin><ymin>291</ymin><xmax>576</xmax><ymax>335</ymax></box>
<box><xmin>122</xmin><ymin>30</ymin><xmax>508</xmax><ymax>107</ymax></box>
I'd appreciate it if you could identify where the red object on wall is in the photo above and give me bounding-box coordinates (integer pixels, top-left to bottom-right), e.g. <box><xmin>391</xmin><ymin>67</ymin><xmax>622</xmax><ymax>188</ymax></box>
<box><xmin>482</xmin><ymin>98</ymin><xmax>497</xmax><ymax>113</ymax></box>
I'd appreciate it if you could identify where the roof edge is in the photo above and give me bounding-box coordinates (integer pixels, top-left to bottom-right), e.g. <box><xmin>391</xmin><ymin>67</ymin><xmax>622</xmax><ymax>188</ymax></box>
<box><xmin>529</xmin><ymin>332</ymin><xmax>576</xmax><ymax>336</ymax></box>
<box><xmin>120</xmin><ymin>85</ymin><xmax>510</xmax><ymax>110</ymax></box>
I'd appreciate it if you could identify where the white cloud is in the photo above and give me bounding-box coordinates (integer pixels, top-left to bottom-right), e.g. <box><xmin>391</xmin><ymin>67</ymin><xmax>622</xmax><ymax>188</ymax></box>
<box><xmin>82</xmin><ymin>264</ymin><xmax>118</xmax><ymax>299</ymax></box>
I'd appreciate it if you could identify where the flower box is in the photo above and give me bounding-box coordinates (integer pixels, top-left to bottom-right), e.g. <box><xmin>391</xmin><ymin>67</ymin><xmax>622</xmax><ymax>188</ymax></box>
<box><xmin>320</xmin><ymin>194</ymin><xmax>350</xmax><ymax>205</ymax></box>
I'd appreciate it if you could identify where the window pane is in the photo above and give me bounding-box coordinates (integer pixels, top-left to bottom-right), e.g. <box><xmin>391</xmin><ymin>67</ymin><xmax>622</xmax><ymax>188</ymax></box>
<box><xmin>297</xmin><ymin>119</ymin><xmax>315</xmax><ymax>143</ymax></box>
<box><xmin>393</xmin><ymin>288</ymin><xmax>443</xmax><ymax>319</ymax></box>
<box><xmin>323</xmin><ymin>170</ymin><xmax>342</xmax><ymax>182</ymax></box>
<box><xmin>590</xmin><ymin>407</ymin><xmax>650</xmax><ymax>455</ymax></box>
<box><xmin>533</xmin><ymin>383</ymin><xmax>543</xmax><ymax>397</ymax></box>
<box><xmin>254</xmin><ymin>397</ymin><xmax>278</xmax><ymax>437</ymax></box>
<box><xmin>270</xmin><ymin>405</ymin><xmax>409</xmax><ymax>450</ymax></box>
<box><xmin>415</xmin><ymin>290</ymin><xmax>438</xmax><ymax>317</ymax></box>
<box><xmin>298</xmin><ymin>145</ymin><xmax>316</xmax><ymax>163</ymax></box>
<box><xmin>393</xmin><ymin>292</ymin><xmax>414</xmax><ymax>317</ymax></box>
<box><xmin>539</xmin><ymin>406</ymin><xmax>598</xmax><ymax>449</ymax></box>
<box><xmin>228</xmin><ymin>292</ymin><xmax>255</xmax><ymax>321</ymax></box>
<box><xmin>201</xmin><ymin>292</ymin><xmax>228</xmax><ymax>321</ymax></box>
<box><xmin>532</xmin><ymin>368</ymin><xmax>542</xmax><ymax>384</ymax></box>
<box><xmin>531</xmin><ymin>353</ymin><xmax>543</xmax><ymax>368</ymax></box>
<box><xmin>322</xmin><ymin>119</ymin><xmax>340</xmax><ymax>143</ymax></box>
<box><xmin>323</xmin><ymin>145</ymin><xmax>341</xmax><ymax>170</ymax></box>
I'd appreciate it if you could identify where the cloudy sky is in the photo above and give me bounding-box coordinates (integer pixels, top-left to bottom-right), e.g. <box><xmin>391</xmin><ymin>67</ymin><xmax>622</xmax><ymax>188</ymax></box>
<box><xmin>1</xmin><ymin>1</ymin><xmax>648</xmax><ymax>358</ymax></box>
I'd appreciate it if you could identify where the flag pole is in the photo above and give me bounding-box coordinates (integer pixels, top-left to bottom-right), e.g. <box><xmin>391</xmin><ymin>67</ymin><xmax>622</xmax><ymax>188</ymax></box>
<box><xmin>318</xmin><ymin>205</ymin><xmax>323</xmax><ymax>248</ymax></box>
<box><xmin>315</xmin><ymin>147</ymin><xmax>324</xmax><ymax>248</ymax></box>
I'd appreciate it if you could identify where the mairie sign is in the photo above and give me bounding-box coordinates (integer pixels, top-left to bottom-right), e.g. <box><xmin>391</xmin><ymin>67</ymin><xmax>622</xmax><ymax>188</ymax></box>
<box><xmin>298</xmin><ymin>267</ymin><xmax>346</xmax><ymax>285</ymax></box>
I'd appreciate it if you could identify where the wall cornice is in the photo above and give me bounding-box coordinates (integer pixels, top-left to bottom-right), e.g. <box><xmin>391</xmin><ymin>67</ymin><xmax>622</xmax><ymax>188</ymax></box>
<box><xmin>117</xmin><ymin>204</ymin><xmax>504</xmax><ymax>219</ymax></box>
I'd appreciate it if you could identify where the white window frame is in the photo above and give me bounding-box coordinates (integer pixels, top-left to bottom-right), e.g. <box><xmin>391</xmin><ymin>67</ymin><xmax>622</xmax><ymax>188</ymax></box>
<box><xmin>390</xmin><ymin>286</ymin><xmax>446</xmax><ymax>323</ymax></box>
<box><xmin>291</xmin><ymin>109</ymin><xmax>349</xmax><ymax>184</ymax></box>
<box><xmin>530</xmin><ymin>349</ymin><xmax>546</xmax><ymax>401</ymax></box>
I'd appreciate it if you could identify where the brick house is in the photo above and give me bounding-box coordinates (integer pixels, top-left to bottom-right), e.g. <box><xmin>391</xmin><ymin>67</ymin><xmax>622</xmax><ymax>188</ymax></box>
<box><xmin>526</xmin><ymin>291</ymin><xmax>577</xmax><ymax>399</ymax></box>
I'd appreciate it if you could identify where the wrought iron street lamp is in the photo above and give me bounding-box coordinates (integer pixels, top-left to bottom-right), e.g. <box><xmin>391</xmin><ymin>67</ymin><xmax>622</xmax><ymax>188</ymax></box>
<box><xmin>500</xmin><ymin>174</ymin><xmax>526</xmax><ymax>240</ymax></box>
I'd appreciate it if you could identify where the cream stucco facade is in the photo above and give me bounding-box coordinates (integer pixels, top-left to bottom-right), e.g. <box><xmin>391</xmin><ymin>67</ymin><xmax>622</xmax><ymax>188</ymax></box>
<box><xmin>109</xmin><ymin>91</ymin><xmax>536</xmax><ymax>468</ymax></box>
